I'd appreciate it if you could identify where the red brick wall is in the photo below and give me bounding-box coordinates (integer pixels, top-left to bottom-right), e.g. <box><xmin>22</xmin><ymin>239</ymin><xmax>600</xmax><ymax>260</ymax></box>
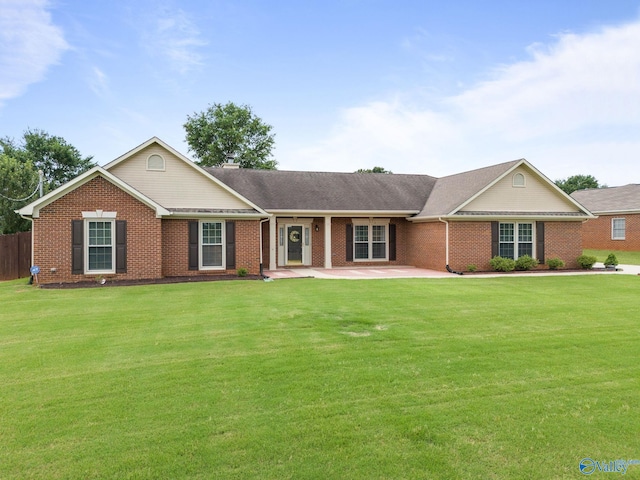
<box><xmin>448</xmin><ymin>222</ymin><xmax>493</xmax><ymax>271</ymax></box>
<box><xmin>405</xmin><ymin>220</ymin><xmax>584</xmax><ymax>272</ymax></box>
<box><xmin>162</xmin><ymin>219</ymin><xmax>261</xmax><ymax>277</ymax></box>
<box><xmin>311</xmin><ymin>218</ymin><xmax>324</xmax><ymax>267</ymax></box>
<box><xmin>406</xmin><ymin>221</ymin><xmax>447</xmax><ymax>271</ymax></box>
<box><xmin>581</xmin><ymin>214</ymin><xmax>640</xmax><ymax>251</ymax></box>
<box><xmin>444</xmin><ymin>220</ymin><xmax>582</xmax><ymax>271</ymax></box>
<box><xmin>33</xmin><ymin>176</ymin><xmax>162</xmax><ymax>284</ymax></box>
<box><xmin>329</xmin><ymin>217</ymin><xmax>410</xmax><ymax>267</ymax></box>
<box><xmin>545</xmin><ymin>222</ymin><xmax>582</xmax><ymax>268</ymax></box>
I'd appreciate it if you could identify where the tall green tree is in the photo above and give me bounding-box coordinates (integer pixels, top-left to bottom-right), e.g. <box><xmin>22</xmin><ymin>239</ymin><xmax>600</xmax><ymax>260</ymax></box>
<box><xmin>555</xmin><ymin>174</ymin><xmax>605</xmax><ymax>194</ymax></box>
<box><xmin>0</xmin><ymin>154</ymin><xmax>40</xmax><ymax>234</ymax></box>
<box><xmin>184</xmin><ymin>102</ymin><xmax>277</xmax><ymax>169</ymax></box>
<box><xmin>0</xmin><ymin>129</ymin><xmax>95</xmax><ymax>190</ymax></box>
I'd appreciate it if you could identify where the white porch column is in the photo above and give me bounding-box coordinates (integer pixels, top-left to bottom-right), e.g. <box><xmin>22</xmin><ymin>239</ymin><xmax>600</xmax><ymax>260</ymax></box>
<box><xmin>324</xmin><ymin>215</ymin><xmax>332</xmax><ymax>268</ymax></box>
<box><xmin>269</xmin><ymin>216</ymin><xmax>277</xmax><ymax>271</ymax></box>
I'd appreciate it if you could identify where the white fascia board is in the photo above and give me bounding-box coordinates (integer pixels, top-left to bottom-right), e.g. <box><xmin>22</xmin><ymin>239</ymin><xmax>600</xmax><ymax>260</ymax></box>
<box><xmin>266</xmin><ymin>209</ymin><xmax>419</xmax><ymax>217</ymax></box>
<box><xmin>103</xmin><ymin>137</ymin><xmax>269</xmax><ymax>217</ymax></box>
<box><xmin>409</xmin><ymin>213</ymin><xmax>594</xmax><ymax>222</ymax></box>
<box><xmin>168</xmin><ymin>211</ymin><xmax>270</xmax><ymax>219</ymax></box>
<box><xmin>586</xmin><ymin>209</ymin><xmax>639</xmax><ymax>215</ymax></box>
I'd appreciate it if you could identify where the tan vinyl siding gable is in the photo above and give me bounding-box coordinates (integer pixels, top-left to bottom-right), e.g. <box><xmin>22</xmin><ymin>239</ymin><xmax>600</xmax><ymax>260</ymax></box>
<box><xmin>460</xmin><ymin>165</ymin><xmax>579</xmax><ymax>213</ymax></box>
<box><xmin>108</xmin><ymin>145</ymin><xmax>252</xmax><ymax>210</ymax></box>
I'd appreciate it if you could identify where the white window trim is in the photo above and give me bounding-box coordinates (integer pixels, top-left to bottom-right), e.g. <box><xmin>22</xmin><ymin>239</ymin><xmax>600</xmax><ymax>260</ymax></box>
<box><xmin>512</xmin><ymin>172</ymin><xmax>526</xmax><ymax>187</ymax></box>
<box><xmin>612</xmin><ymin>218</ymin><xmax>626</xmax><ymax>240</ymax></box>
<box><xmin>499</xmin><ymin>221</ymin><xmax>535</xmax><ymax>260</ymax></box>
<box><xmin>199</xmin><ymin>220</ymin><xmax>225</xmax><ymax>270</ymax></box>
<box><xmin>84</xmin><ymin>218</ymin><xmax>116</xmax><ymax>274</ymax></box>
<box><xmin>146</xmin><ymin>154</ymin><xmax>166</xmax><ymax>171</ymax></box>
<box><xmin>352</xmin><ymin>218</ymin><xmax>390</xmax><ymax>262</ymax></box>
<box><xmin>277</xmin><ymin>218</ymin><xmax>313</xmax><ymax>266</ymax></box>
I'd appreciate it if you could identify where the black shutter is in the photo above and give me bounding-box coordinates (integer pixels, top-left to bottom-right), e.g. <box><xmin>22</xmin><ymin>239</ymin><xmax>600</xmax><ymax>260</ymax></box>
<box><xmin>346</xmin><ymin>223</ymin><xmax>353</xmax><ymax>261</ymax></box>
<box><xmin>225</xmin><ymin>221</ymin><xmax>236</xmax><ymax>270</ymax></box>
<box><xmin>116</xmin><ymin>220</ymin><xmax>127</xmax><ymax>273</ymax></box>
<box><xmin>491</xmin><ymin>221</ymin><xmax>499</xmax><ymax>257</ymax></box>
<box><xmin>536</xmin><ymin>222</ymin><xmax>545</xmax><ymax>263</ymax></box>
<box><xmin>72</xmin><ymin>220</ymin><xmax>83</xmax><ymax>274</ymax></box>
<box><xmin>389</xmin><ymin>224</ymin><xmax>396</xmax><ymax>261</ymax></box>
<box><xmin>188</xmin><ymin>221</ymin><xmax>199</xmax><ymax>270</ymax></box>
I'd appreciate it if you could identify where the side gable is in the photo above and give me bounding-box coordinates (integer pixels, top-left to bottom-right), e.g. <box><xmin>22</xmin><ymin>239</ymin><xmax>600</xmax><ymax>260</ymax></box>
<box><xmin>104</xmin><ymin>137</ymin><xmax>268</xmax><ymax>215</ymax></box>
<box><xmin>412</xmin><ymin>159</ymin><xmax>593</xmax><ymax>220</ymax></box>
<box><xmin>459</xmin><ymin>163</ymin><xmax>585</xmax><ymax>215</ymax></box>
<box><xmin>17</xmin><ymin>166</ymin><xmax>170</xmax><ymax>219</ymax></box>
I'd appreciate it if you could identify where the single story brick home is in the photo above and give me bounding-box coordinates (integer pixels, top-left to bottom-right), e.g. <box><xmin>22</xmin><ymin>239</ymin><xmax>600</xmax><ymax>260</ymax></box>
<box><xmin>18</xmin><ymin>137</ymin><xmax>593</xmax><ymax>284</ymax></box>
<box><xmin>572</xmin><ymin>184</ymin><xmax>640</xmax><ymax>251</ymax></box>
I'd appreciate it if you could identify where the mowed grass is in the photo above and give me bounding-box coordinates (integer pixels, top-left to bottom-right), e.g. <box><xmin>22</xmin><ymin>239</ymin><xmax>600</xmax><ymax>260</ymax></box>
<box><xmin>1</xmin><ymin>275</ymin><xmax>639</xmax><ymax>479</ymax></box>
<box><xmin>584</xmin><ymin>248</ymin><xmax>640</xmax><ymax>265</ymax></box>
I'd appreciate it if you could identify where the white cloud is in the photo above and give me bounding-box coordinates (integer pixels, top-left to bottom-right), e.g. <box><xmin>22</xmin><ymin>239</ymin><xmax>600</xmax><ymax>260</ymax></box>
<box><xmin>0</xmin><ymin>0</ymin><xmax>68</xmax><ymax>104</ymax></box>
<box><xmin>88</xmin><ymin>66</ymin><xmax>110</xmax><ymax>98</ymax></box>
<box><xmin>142</xmin><ymin>6</ymin><xmax>207</xmax><ymax>74</ymax></box>
<box><xmin>283</xmin><ymin>19</ymin><xmax>640</xmax><ymax>185</ymax></box>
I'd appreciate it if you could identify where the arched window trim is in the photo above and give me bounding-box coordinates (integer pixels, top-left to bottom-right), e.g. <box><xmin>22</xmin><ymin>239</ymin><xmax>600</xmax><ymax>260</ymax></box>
<box><xmin>147</xmin><ymin>154</ymin><xmax>166</xmax><ymax>171</ymax></box>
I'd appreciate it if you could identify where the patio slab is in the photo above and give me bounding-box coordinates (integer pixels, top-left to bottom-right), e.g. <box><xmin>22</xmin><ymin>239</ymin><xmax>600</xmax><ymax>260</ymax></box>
<box><xmin>263</xmin><ymin>264</ymin><xmax>640</xmax><ymax>280</ymax></box>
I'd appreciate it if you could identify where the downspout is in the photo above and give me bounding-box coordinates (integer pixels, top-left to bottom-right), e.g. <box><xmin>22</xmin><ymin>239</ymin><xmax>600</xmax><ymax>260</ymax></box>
<box><xmin>259</xmin><ymin>217</ymin><xmax>270</xmax><ymax>277</ymax></box>
<box><xmin>438</xmin><ymin>217</ymin><xmax>463</xmax><ymax>275</ymax></box>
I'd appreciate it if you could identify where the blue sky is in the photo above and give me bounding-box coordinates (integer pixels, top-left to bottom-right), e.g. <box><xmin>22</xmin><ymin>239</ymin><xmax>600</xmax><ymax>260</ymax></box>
<box><xmin>1</xmin><ymin>0</ymin><xmax>640</xmax><ymax>186</ymax></box>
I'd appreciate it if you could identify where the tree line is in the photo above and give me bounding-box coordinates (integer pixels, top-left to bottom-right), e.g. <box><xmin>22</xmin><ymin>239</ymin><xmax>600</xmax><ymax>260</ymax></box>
<box><xmin>0</xmin><ymin>102</ymin><xmax>605</xmax><ymax>234</ymax></box>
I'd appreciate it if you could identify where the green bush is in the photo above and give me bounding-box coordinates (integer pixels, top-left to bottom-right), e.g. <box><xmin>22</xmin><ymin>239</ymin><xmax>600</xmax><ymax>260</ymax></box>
<box><xmin>489</xmin><ymin>256</ymin><xmax>516</xmax><ymax>272</ymax></box>
<box><xmin>546</xmin><ymin>257</ymin><xmax>565</xmax><ymax>270</ymax></box>
<box><xmin>577</xmin><ymin>255</ymin><xmax>597</xmax><ymax>269</ymax></box>
<box><xmin>514</xmin><ymin>254</ymin><xmax>538</xmax><ymax>271</ymax></box>
<box><xmin>467</xmin><ymin>264</ymin><xmax>477</xmax><ymax>272</ymax></box>
<box><xmin>237</xmin><ymin>267</ymin><xmax>248</xmax><ymax>277</ymax></box>
<box><xmin>604</xmin><ymin>253</ymin><xmax>619</xmax><ymax>267</ymax></box>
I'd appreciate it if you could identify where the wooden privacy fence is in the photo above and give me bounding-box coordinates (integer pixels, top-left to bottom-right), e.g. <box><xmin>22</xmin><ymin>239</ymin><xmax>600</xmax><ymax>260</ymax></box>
<box><xmin>0</xmin><ymin>231</ymin><xmax>32</xmax><ymax>281</ymax></box>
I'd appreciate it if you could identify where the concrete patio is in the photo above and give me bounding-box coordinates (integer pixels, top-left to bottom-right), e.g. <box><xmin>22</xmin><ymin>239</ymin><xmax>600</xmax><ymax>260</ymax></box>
<box><xmin>263</xmin><ymin>264</ymin><xmax>640</xmax><ymax>280</ymax></box>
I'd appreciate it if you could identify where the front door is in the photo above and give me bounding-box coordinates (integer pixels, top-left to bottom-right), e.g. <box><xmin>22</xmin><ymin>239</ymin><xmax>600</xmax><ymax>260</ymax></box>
<box><xmin>287</xmin><ymin>226</ymin><xmax>303</xmax><ymax>263</ymax></box>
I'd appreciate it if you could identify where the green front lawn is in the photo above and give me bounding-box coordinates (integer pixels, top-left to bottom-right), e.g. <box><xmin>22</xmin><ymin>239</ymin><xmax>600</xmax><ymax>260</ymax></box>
<box><xmin>584</xmin><ymin>249</ymin><xmax>640</xmax><ymax>265</ymax></box>
<box><xmin>1</xmin><ymin>276</ymin><xmax>639</xmax><ymax>479</ymax></box>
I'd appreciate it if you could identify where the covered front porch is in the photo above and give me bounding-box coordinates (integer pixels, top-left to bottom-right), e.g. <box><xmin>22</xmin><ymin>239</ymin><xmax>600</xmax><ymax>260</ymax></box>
<box><xmin>261</xmin><ymin>214</ymin><xmax>413</xmax><ymax>271</ymax></box>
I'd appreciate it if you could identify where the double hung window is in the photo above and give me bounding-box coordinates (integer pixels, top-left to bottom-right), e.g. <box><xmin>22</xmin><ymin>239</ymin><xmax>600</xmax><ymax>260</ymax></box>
<box><xmin>201</xmin><ymin>221</ymin><xmax>224</xmax><ymax>269</ymax></box>
<box><xmin>499</xmin><ymin>222</ymin><xmax>534</xmax><ymax>259</ymax></box>
<box><xmin>87</xmin><ymin>220</ymin><xmax>115</xmax><ymax>273</ymax></box>
<box><xmin>612</xmin><ymin>218</ymin><xmax>626</xmax><ymax>240</ymax></box>
<box><xmin>353</xmin><ymin>221</ymin><xmax>388</xmax><ymax>261</ymax></box>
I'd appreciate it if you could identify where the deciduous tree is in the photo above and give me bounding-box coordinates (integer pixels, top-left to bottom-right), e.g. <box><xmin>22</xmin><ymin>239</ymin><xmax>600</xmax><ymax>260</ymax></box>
<box><xmin>0</xmin><ymin>154</ymin><xmax>39</xmax><ymax>234</ymax></box>
<box><xmin>0</xmin><ymin>129</ymin><xmax>94</xmax><ymax>190</ymax></box>
<box><xmin>555</xmin><ymin>174</ymin><xmax>604</xmax><ymax>194</ymax></box>
<box><xmin>184</xmin><ymin>102</ymin><xmax>277</xmax><ymax>169</ymax></box>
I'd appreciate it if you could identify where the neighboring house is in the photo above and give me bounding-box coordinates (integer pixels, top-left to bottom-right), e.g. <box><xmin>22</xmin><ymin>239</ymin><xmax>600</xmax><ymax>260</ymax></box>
<box><xmin>17</xmin><ymin>137</ymin><xmax>593</xmax><ymax>285</ymax></box>
<box><xmin>572</xmin><ymin>184</ymin><xmax>640</xmax><ymax>251</ymax></box>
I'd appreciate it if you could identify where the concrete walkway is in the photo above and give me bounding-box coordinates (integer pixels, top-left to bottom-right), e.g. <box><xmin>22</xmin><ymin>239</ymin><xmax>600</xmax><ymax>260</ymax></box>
<box><xmin>263</xmin><ymin>264</ymin><xmax>640</xmax><ymax>280</ymax></box>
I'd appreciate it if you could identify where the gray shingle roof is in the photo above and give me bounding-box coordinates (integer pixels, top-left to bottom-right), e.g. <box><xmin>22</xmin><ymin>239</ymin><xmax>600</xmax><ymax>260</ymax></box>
<box><xmin>571</xmin><ymin>184</ymin><xmax>640</xmax><ymax>213</ymax></box>
<box><xmin>415</xmin><ymin>160</ymin><xmax>522</xmax><ymax>218</ymax></box>
<box><xmin>207</xmin><ymin>168</ymin><xmax>437</xmax><ymax>211</ymax></box>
